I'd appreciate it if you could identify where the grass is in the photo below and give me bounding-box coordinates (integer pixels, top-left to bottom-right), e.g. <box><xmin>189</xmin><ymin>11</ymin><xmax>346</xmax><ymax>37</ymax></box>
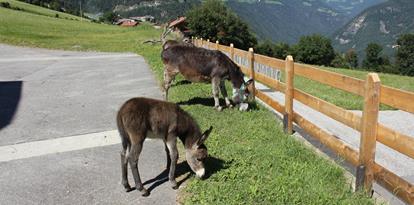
<box><xmin>297</xmin><ymin>66</ymin><xmax>414</xmax><ymax>110</ymax></box>
<box><xmin>0</xmin><ymin>5</ymin><xmax>375</xmax><ymax>204</ymax></box>
<box><xmin>1</xmin><ymin>0</ymin><xmax>88</xmax><ymax>21</ymax></box>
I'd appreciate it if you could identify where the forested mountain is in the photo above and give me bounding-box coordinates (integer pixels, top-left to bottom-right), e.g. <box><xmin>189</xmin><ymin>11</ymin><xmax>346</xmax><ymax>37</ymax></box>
<box><xmin>332</xmin><ymin>0</ymin><xmax>414</xmax><ymax>59</ymax></box>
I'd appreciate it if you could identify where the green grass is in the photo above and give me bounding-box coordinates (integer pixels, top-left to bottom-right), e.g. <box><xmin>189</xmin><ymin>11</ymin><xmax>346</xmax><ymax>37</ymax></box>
<box><xmin>275</xmin><ymin>65</ymin><xmax>414</xmax><ymax>110</ymax></box>
<box><xmin>0</xmin><ymin>6</ymin><xmax>375</xmax><ymax>204</ymax></box>
<box><xmin>1</xmin><ymin>0</ymin><xmax>88</xmax><ymax>21</ymax></box>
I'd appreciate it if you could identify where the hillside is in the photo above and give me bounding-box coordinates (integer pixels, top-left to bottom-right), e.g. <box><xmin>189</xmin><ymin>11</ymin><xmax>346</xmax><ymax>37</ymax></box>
<box><xmin>322</xmin><ymin>0</ymin><xmax>386</xmax><ymax>16</ymax></box>
<box><xmin>1</xmin><ymin>0</ymin><xmax>88</xmax><ymax>21</ymax></box>
<box><xmin>332</xmin><ymin>0</ymin><xmax>414</xmax><ymax>60</ymax></box>
<box><xmin>13</xmin><ymin>0</ymin><xmax>385</xmax><ymax>44</ymax></box>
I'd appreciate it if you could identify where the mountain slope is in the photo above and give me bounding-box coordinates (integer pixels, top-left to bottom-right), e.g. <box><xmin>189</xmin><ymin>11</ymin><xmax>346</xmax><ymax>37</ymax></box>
<box><xmin>322</xmin><ymin>0</ymin><xmax>386</xmax><ymax>17</ymax></box>
<box><xmin>332</xmin><ymin>0</ymin><xmax>414</xmax><ymax>59</ymax></box>
<box><xmin>227</xmin><ymin>0</ymin><xmax>346</xmax><ymax>44</ymax></box>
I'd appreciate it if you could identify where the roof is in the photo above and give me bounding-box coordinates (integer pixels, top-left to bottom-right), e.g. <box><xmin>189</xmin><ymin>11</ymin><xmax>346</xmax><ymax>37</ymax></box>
<box><xmin>168</xmin><ymin>16</ymin><xmax>186</xmax><ymax>28</ymax></box>
<box><xmin>120</xmin><ymin>20</ymin><xmax>139</xmax><ymax>27</ymax></box>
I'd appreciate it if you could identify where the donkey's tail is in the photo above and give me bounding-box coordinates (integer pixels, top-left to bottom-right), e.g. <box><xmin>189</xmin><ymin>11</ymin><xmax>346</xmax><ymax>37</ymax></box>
<box><xmin>116</xmin><ymin>112</ymin><xmax>130</xmax><ymax>151</ymax></box>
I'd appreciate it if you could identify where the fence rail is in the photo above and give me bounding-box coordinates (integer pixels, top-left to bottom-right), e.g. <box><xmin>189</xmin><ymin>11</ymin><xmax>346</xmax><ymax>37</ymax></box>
<box><xmin>193</xmin><ymin>37</ymin><xmax>414</xmax><ymax>204</ymax></box>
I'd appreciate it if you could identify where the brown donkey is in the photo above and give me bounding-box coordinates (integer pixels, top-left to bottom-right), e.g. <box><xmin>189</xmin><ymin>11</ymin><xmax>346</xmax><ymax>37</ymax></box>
<box><xmin>117</xmin><ymin>97</ymin><xmax>213</xmax><ymax>196</ymax></box>
<box><xmin>161</xmin><ymin>40</ymin><xmax>253</xmax><ymax>110</ymax></box>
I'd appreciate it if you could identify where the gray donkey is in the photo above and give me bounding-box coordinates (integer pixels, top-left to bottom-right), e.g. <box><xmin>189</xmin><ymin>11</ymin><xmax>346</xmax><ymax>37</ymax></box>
<box><xmin>161</xmin><ymin>40</ymin><xmax>253</xmax><ymax>111</ymax></box>
<box><xmin>117</xmin><ymin>97</ymin><xmax>213</xmax><ymax>196</ymax></box>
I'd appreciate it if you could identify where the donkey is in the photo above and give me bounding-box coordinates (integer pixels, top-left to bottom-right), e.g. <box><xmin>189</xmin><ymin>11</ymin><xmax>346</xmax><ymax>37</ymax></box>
<box><xmin>161</xmin><ymin>40</ymin><xmax>253</xmax><ymax>111</ymax></box>
<box><xmin>117</xmin><ymin>97</ymin><xmax>213</xmax><ymax>196</ymax></box>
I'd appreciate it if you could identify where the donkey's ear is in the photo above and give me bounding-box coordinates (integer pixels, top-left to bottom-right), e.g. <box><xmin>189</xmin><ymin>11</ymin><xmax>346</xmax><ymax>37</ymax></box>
<box><xmin>245</xmin><ymin>79</ymin><xmax>254</xmax><ymax>85</ymax></box>
<box><xmin>197</xmin><ymin>126</ymin><xmax>213</xmax><ymax>146</ymax></box>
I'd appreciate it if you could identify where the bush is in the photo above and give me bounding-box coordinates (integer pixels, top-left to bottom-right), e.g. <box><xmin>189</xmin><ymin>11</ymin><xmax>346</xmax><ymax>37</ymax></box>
<box><xmin>256</xmin><ymin>40</ymin><xmax>275</xmax><ymax>57</ymax></box>
<box><xmin>331</xmin><ymin>53</ymin><xmax>348</xmax><ymax>68</ymax></box>
<box><xmin>345</xmin><ymin>49</ymin><xmax>358</xmax><ymax>68</ymax></box>
<box><xmin>293</xmin><ymin>34</ymin><xmax>335</xmax><ymax>66</ymax></box>
<box><xmin>186</xmin><ymin>0</ymin><xmax>257</xmax><ymax>50</ymax></box>
<box><xmin>0</xmin><ymin>2</ymin><xmax>11</xmax><ymax>8</ymax></box>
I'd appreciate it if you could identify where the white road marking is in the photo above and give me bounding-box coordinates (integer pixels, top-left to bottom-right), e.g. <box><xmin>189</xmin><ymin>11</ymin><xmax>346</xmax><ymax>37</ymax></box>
<box><xmin>0</xmin><ymin>130</ymin><xmax>131</xmax><ymax>162</ymax></box>
<box><xmin>0</xmin><ymin>54</ymin><xmax>139</xmax><ymax>62</ymax></box>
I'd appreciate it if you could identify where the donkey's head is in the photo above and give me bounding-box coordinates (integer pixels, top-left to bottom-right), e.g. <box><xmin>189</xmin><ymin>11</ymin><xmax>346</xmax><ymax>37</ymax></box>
<box><xmin>186</xmin><ymin>126</ymin><xmax>213</xmax><ymax>178</ymax></box>
<box><xmin>232</xmin><ymin>79</ymin><xmax>254</xmax><ymax>104</ymax></box>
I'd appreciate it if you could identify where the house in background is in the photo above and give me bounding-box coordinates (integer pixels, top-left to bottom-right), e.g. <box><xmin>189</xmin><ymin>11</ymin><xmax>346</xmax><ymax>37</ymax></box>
<box><xmin>114</xmin><ymin>18</ymin><xmax>139</xmax><ymax>27</ymax></box>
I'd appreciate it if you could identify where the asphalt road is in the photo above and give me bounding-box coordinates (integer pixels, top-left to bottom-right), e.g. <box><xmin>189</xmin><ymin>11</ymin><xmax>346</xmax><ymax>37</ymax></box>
<box><xmin>0</xmin><ymin>44</ymin><xmax>180</xmax><ymax>204</ymax></box>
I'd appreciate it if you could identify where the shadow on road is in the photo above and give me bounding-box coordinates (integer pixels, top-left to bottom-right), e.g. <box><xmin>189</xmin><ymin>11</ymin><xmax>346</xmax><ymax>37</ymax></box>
<box><xmin>0</xmin><ymin>81</ymin><xmax>22</xmax><ymax>130</ymax></box>
<box><xmin>142</xmin><ymin>156</ymin><xmax>227</xmax><ymax>193</ymax></box>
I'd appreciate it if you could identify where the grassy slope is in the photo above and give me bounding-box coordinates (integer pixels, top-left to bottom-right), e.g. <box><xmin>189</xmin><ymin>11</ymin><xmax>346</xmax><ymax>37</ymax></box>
<box><xmin>0</xmin><ymin>5</ymin><xmax>374</xmax><ymax>204</ymax></box>
<box><xmin>2</xmin><ymin>0</ymin><xmax>88</xmax><ymax>21</ymax></box>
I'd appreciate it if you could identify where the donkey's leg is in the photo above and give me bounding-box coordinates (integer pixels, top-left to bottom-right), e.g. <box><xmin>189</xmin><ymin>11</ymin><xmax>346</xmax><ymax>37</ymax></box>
<box><xmin>128</xmin><ymin>141</ymin><xmax>149</xmax><ymax>196</ymax></box>
<box><xmin>165</xmin><ymin>143</ymin><xmax>171</xmax><ymax>171</ymax></box>
<box><xmin>166</xmin><ymin>138</ymin><xmax>179</xmax><ymax>189</ymax></box>
<box><xmin>212</xmin><ymin>77</ymin><xmax>222</xmax><ymax>111</ymax></box>
<box><xmin>219</xmin><ymin>80</ymin><xmax>232</xmax><ymax>108</ymax></box>
<box><xmin>120</xmin><ymin>147</ymin><xmax>132</xmax><ymax>192</ymax></box>
<box><xmin>163</xmin><ymin>66</ymin><xmax>178</xmax><ymax>101</ymax></box>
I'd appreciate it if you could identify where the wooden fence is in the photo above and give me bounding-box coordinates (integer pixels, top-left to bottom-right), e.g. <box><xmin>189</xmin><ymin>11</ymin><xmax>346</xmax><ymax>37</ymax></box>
<box><xmin>193</xmin><ymin>37</ymin><xmax>414</xmax><ymax>204</ymax></box>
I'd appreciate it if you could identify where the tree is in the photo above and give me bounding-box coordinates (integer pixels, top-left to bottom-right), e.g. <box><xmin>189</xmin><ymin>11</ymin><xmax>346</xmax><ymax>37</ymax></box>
<box><xmin>331</xmin><ymin>52</ymin><xmax>348</xmax><ymax>68</ymax></box>
<box><xmin>293</xmin><ymin>34</ymin><xmax>335</xmax><ymax>66</ymax></box>
<box><xmin>345</xmin><ymin>49</ymin><xmax>358</xmax><ymax>68</ymax></box>
<box><xmin>273</xmin><ymin>42</ymin><xmax>290</xmax><ymax>59</ymax></box>
<box><xmin>256</xmin><ymin>40</ymin><xmax>274</xmax><ymax>57</ymax></box>
<box><xmin>362</xmin><ymin>43</ymin><xmax>386</xmax><ymax>72</ymax></box>
<box><xmin>186</xmin><ymin>0</ymin><xmax>257</xmax><ymax>50</ymax></box>
<box><xmin>396</xmin><ymin>34</ymin><xmax>414</xmax><ymax>76</ymax></box>
<box><xmin>100</xmin><ymin>11</ymin><xmax>117</xmax><ymax>23</ymax></box>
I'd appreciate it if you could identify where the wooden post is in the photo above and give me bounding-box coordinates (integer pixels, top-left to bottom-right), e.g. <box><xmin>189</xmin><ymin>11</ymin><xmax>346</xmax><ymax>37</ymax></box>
<box><xmin>216</xmin><ymin>40</ymin><xmax>219</xmax><ymax>50</ymax></box>
<box><xmin>248</xmin><ymin>47</ymin><xmax>256</xmax><ymax>100</ymax></box>
<box><xmin>284</xmin><ymin>55</ymin><xmax>294</xmax><ymax>134</ymax></box>
<box><xmin>357</xmin><ymin>73</ymin><xmax>381</xmax><ymax>194</ymax></box>
<box><xmin>230</xmin><ymin>43</ymin><xmax>234</xmax><ymax>61</ymax></box>
<box><xmin>200</xmin><ymin>38</ymin><xmax>203</xmax><ymax>47</ymax></box>
<box><xmin>194</xmin><ymin>37</ymin><xmax>197</xmax><ymax>47</ymax></box>
<box><xmin>207</xmin><ymin>39</ymin><xmax>210</xmax><ymax>49</ymax></box>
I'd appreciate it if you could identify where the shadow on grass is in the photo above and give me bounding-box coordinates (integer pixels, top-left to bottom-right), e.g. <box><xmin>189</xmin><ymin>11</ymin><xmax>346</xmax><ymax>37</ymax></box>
<box><xmin>177</xmin><ymin>97</ymin><xmax>260</xmax><ymax>111</ymax></box>
<box><xmin>142</xmin><ymin>156</ymin><xmax>228</xmax><ymax>193</ymax></box>
<box><xmin>173</xmin><ymin>80</ymin><xmax>192</xmax><ymax>86</ymax></box>
<box><xmin>177</xmin><ymin>97</ymin><xmax>225</xmax><ymax>107</ymax></box>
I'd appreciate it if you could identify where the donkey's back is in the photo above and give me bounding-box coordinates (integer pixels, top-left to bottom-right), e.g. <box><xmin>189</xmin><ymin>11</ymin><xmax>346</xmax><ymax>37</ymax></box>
<box><xmin>117</xmin><ymin>97</ymin><xmax>179</xmax><ymax>142</ymax></box>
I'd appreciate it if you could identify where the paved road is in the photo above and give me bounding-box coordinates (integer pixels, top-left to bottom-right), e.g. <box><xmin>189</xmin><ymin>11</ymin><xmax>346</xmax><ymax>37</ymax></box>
<box><xmin>254</xmin><ymin>81</ymin><xmax>414</xmax><ymax>205</ymax></box>
<box><xmin>0</xmin><ymin>44</ymin><xmax>179</xmax><ymax>204</ymax></box>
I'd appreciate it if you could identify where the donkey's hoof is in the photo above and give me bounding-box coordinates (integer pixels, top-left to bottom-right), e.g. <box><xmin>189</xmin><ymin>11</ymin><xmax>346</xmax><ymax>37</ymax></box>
<box><xmin>139</xmin><ymin>188</ymin><xmax>149</xmax><ymax>197</ymax></box>
<box><xmin>170</xmin><ymin>181</ymin><xmax>178</xmax><ymax>189</ymax></box>
<box><xmin>124</xmin><ymin>185</ymin><xmax>133</xmax><ymax>192</ymax></box>
<box><xmin>215</xmin><ymin>106</ymin><xmax>223</xmax><ymax>112</ymax></box>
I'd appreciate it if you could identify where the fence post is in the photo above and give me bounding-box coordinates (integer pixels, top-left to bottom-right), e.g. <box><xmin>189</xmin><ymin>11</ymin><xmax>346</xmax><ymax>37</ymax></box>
<box><xmin>207</xmin><ymin>39</ymin><xmax>210</xmax><ymax>49</ymax></box>
<box><xmin>284</xmin><ymin>55</ymin><xmax>294</xmax><ymax>134</ymax></box>
<box><xmin>216</xmin><ymin>40</ymin><xmax>219</xmax><ymax>50</ymax></box>
<box><xmin>200</xmin><ymin>38</ymin><xmax>203</xmax><ymax>47</ymax></box>
<box><xmin>357</xmin><ymin>73</ymin><xmax>381</xmax><ymax>194</ymax></box>
<box><xmin>248</xmin><ymin>47</ymin><xmax>256</xmax><ymax>100</ymax></box>
<box><xmin>230</xmin><ymin>43</ymin><xmax>234</xmax><ymax>61</ymax></box>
